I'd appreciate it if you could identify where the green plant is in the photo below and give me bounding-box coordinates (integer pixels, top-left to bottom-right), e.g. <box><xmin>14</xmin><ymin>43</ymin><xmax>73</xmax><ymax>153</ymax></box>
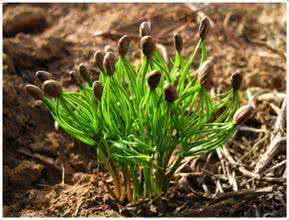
<box><xmin>26</xmin><ymin>17</ymin><xmax>253</xmax><ymax>203</ymax></box>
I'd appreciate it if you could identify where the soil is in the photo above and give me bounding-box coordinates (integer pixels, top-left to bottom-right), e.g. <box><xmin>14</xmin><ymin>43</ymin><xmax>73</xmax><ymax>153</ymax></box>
<box><xmin>3</xmin><ymin>3</ymin><xmax>286</xmax><ymax>217</ymax></box>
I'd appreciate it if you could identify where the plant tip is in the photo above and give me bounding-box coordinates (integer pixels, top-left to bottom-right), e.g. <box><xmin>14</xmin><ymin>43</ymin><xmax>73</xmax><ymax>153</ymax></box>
<box><xmin>199</xmin><ymin>16</ymin><xmax>210</xmax><ymax>40</ymax></box>
<box><xmin>139</xmin><ymin>21</ymin><xmax>151</xmax><ymax>37</ymax></box>
<box><xmin>231</xmin><ymin>70</ymin><xmax>242</xmax><ymax>90</ymax></box>
<box><xmin>104</xmin><ymin>45</ymin><xmax>114</xmax><ymax>53</ymax></box>
<box><xmin>233</xmin><ymin>104</ymin><xmax>254</xmax><ymax>125</ymax></box>
<box><xmin>70</xmin><ymin>70</ymin><xmax>83</xmax><ymax>86</ymax></box>
<box><xmin>35</xmin><ymin>71</ymin><xmax>53</xmax><ymax>82</ymax></box>
<box><xmin>174</xmin><ymin>33</ymin><xmax>183</xmax><ymax>53</ymax></box>
<box><xmin>42</xmin><ymin>80</ymin><xmax>62</xmax><ymax>97</ymax></box>
<box><xmin>197</xmin><ymin>57</ymin><xmax>214</xmax><ymax>85</ymax></box>
<box><xmin>26</xmin><ymin>84</ymin><xmax>44</xmax><ymax>100</ymax></box>
<box><xmin>103</xmin><ymin>52</ymin><xmax>116</xmax><ymax>77</ymax></box>
<box><xmin>164</xmin><ymin>83</ymin><xmax>177</xmax><ymax>102</ymax></box>
<box><xmin>94</xmin><ymin>50</ymin><xmax>105</xmax><ymax>71</ymax></box>
<box><xmin>147</xmin><ymin>70</ymin><xmax>161</xmax><ymax>90</ymax></box>
<box><xmin>78</xmin><ymin>63</ymin><xmax>91</xmax><ymax>82</ymax></box>
<box><xmin>93</xmin><ymin>80</ymin><xmax>103</xmax><ymax>101</ymax></box>
<box><xmin>118</xmin><ymin>35</ymin><xmax>130</xmax><ymax>57</ymax></box>
<box><xmin>141</xmin><ymin>36</ymin><xmax>155</xmax><ymax>59</ymax></box>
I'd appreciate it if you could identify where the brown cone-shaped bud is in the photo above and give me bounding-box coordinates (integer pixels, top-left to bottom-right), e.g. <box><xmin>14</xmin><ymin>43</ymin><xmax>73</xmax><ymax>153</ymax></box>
<box><xmin>69</xmin><ymin>71</ymin><xmax>83</xmax><ymax>86</ymax></box>
<box><xmin>94</xmin><ymin>51</ymin><xmax>105</xmax><ymax>71</ymax></box>
<box><xmin>147</xmin><ymin>70</ymin><xmax>161</xmax><ymax>90</ymax></box>
<box><xmin>89</xmin><ymin>67</ymin><xmax>100</xmax><ymax>81</ymax></box>
<box><xmin>231</xmin><ymin>70</ymin><xmax>242</xmax><ymax>90</ymax></box>
<box><xmin>93</xmin><ymin>81</ymin><xmax>103</xmax><ymax>101</ymax></box>
<box><xmin>26</xmin><ymin>84</ymin><xmax>44</xmax><ymax>100</ymax></box>
<box><xmin>118</xmin><ymin>35</ymin><xmax>130</xmax><ymax>57</ymax></box>
<box><xmin>103</xmin><ymin>52</ymin><xmax>116</xmax><ymax>77</ymax></box>
<box><xmin>42</xmin><ymin>80</ymin><xmax>62</xmax><ymax>97</ymax></box>
<box><xmin>174</xmin><ymin>33</ymin><xmax>183</xmax><ymax>53</ymax></box>
<box><xmin>164</xmin><ymin>83</ymin><xmax>178</xmax><ymax>102</ymax></box>
<box><xmin>78</xmin><ymin>64</ymin><xmax>91</xmax><ymax>82</ymax></box>
<box><xmin>233</xmin><ymin>104</ymin><xmax>254</xmax><ymax>125</ymax></box>
<box><xmin>197</xmin><ymin>57</ymin><xmax>214</xmax><ymax>85</ymax></box>
<box><xmin>199</xmin><ymin>17</ymin><xmax>210</xmax><ymax>40</ymax></box>
<box><xmin>141</xmin><ymin>36</ymin><xmax>155</xmax><ymax>59</ymax></box>
<box><xmin>139</xmin><ymin>21</ymin><xmax>151</xmax><ymax>37</ymax></box>
<box><xmin>104</xmin><ymin>45</ymin><xmax>114</xmax><ymax>53</ymax></box>
<box><xmin>35</xmin><ymin>71</ymin><xmax>53</xmax><ymax>82</ymax></box>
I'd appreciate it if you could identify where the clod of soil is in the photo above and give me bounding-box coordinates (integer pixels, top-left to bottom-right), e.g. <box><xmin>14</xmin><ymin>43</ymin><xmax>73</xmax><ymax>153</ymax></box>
<box><xmin>3</xmin><ymin>34</ymin><xmax>69</xmax><ymax>70</ymax></box>
<box><xmin>8</xmin><ymin>160</ymin><xmax>44</xmax><ymax>187</ymax></box>
<box><xmin>4</xmin><ymin>6</ymin><xmax>47</xmax><ymax>37</ymax></box>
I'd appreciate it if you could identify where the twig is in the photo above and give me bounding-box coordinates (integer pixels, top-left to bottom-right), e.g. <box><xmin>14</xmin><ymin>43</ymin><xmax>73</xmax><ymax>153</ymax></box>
<box><xmin>236</xmin><ymin>134</ymin><xmax>269</xmax><ymax>164</ymax></box>
<box><xmin>273</xmin><ymin>95</ymin><xmax>287</xmax><ymax>137</ymax></box>
<box><xmin>61</xmin><ymin>163</ymin><xmax>65</xmax><ymax>186</ymax></box>
<box><xmin>248</xmin><ymin>39</ymin><xmax>286</xmax><ymax>61</ymax></box>
<box><xmin>255</xmin><ymin>131</ymin><xmax>286</xmax><ymax>175</ymax></box>
<box><xmin>262</xmin><ymin>159</ymin><xmax>286</xmax><ymax>175</ymax></box>
<box><xmin>208</xmin><ymin>186</ymin><xmax>273</xmax><ymax>205</ymax></box>
<box><xmin>17</xmin><ymin>147</ymin><xmax>62</xmax><ymax>171</ymax></box>
<box><xmin>185</xmin><ymin>3</ymin><xmax>215</xmax><ymax>27</ymax></box>
<box><xmin>238</xmin><ymin>126</ymin><xmax>267</xmax><ymax>133</ymax></box>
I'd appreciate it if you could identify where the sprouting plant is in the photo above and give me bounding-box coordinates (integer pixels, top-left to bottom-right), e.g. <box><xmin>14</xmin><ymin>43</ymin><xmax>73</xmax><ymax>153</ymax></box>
<box><xmin>26</xmin><ymin>17</ymin><xmax>254</xmax><ymax>203</ymax></box>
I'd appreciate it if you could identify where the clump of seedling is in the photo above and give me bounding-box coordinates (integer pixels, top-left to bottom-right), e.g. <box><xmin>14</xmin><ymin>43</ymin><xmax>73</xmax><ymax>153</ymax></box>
<box><xmin>26</xmin><ymin>18</ymin><xmax>253</xmax><ymax>203</ymax></box>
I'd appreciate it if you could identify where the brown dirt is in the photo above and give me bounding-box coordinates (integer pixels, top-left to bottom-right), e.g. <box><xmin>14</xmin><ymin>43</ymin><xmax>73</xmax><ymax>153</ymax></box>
<box><xmin>3</xmin><ymin>3</ymin><xmax>286</xmax><ymax>217</ymax></box>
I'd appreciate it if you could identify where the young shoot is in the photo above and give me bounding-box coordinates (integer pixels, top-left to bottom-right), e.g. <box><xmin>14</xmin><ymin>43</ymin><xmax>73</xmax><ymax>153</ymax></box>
<box><xmin>26</xmin><ymin>18</ymin><xmax>253</xmax><ymax>203</ymax></box>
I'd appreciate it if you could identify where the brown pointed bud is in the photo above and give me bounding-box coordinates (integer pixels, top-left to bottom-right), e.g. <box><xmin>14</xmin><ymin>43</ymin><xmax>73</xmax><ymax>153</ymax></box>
<box><xmin>174</xmin><ymin>33</ymin><xmax>183</xmax><ymax>53</ymax></box>
<box><xmin>118</xmin><ymin>35</ymin><xmax>130</xmax><ymax>57</ymax></box>
<box><xmin>164</xmin><ymin>84</ymin><xmax>178</xmax><ymax>102</ymax></box>
<box><xmin>233</xmin><ymin>104</ymin><xmax>254</xmax><ymax>125</ymax></box>
<box><xmin>94</xmin><ymin>51</ymin><xmax>105</xmax><ymax>71</ymax></box>
<box><xmin>93</xmin><ymin>81</ymin><xmax>103</xmax><ymax>101</ymax></box>
<box><xmin>141</xmin><ymin>36</ymin><xmax>155</xmax><ymax>59</ymax></box>
<box><xmin>89</xmin><ymin>67</ymin><xmax>100</xmax><ymax>81</ymax></box>
<box><xmin>139</xmin><ymin>21</ymin><xmax>151</xmax><ymax>37</ymax></box>
<box><xmin>78</xmin><ymin>64</ymin><xmax>91</xmax><ymax>82</ymax></box>
<box><xmin>69</xmin><ymin>71</ymin><xmax>83</xmax><ymax>86</ymax></box>
<box><xmin>35</xmin><ymin>71</ymin><xmax>53</xmax><ymax>82</ymax></box>
<box><xmin>42</xmin><ymin>80</ymin><xmax>62</xmax><ymax>97</ymax></box>
<box><xmin>26</xmin><ymin>84</ymin><xmax>44</xmax><ymax>100</ymax></box>
<box><xmin>231</xmin><ymin>70</ymin><xmax>242</xmax><ymax>90</ymax></box>
<box><xmin>199</xmin><ymin>17</ymin><xmax>210</xmax><ymax>40</ymax></box>
<box><xmin>104</xmin><ymin>45</ymin><xmax>114</xmax><ymax>53</ymax></box>
<box><xmin>197</xmin><ymin>57</ymin><xmax>214</xmax><ymax>85</ymax></box>
<box><xmin>147</xmin><ymin>70</ymin><xmax>161</xmax><ymax>90</ymax></box>
<box><xmin>103</xmin><ymin>52</ymin><xmax>116</xmax><ymax>77</ymax></box>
